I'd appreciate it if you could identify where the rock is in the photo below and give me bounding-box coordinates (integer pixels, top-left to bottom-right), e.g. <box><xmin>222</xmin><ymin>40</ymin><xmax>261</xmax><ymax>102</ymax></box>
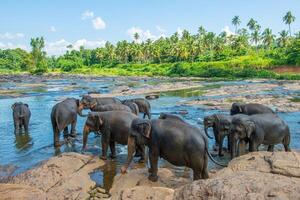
<box><xmin>145</xmin><ymin>94</ymin><xmax>160</xmax><ymax>100</ymax></box>
<box><xmin>115</xmin><ymin>186</ymin><xmax>174</xmax><ymax>200</ymax></box>
<box><xmin>173</xmin><ymin>152</ymin><xmax>300</xmax><ymax>200</ymax></box>
<box><xmin>0</xmin><ymin>183</ymin><xmax>46</xmax><ymax>200</ymax></box>
<box><xmin>7</xmin><ymin>152</ymin><xmax>105</xmax><ymax>200</ymax></box>
<box><xmin>110</xmin><ymin>168</ymin><xmax>190</xmax><ymax>199</ymax></box>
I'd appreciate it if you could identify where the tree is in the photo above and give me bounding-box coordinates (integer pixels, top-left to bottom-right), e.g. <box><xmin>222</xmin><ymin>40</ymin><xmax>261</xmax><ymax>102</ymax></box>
<box><xmin>134</xmin><ymin>32</ymin><xmax>140</xmax><ymax>43</ymax></box>
<box><xmin>30</xmin><ymin>37</ymin><xmax>48</xmax><ymax>73</ymax></box>
<box><xmin>283</xmin><ymin>11</ymin><xmax>296</xmax><ymax>37</ymax></box>
<box><xmin>251</xmin><ymin>29</ymin><xmax>260</xmax><ymax>48</ymax></box>
<box><xmin>232</xmin><ymin>16</ymin><xmax>241</xmax><ymax>34</ymax></box>
<box><xmin>277</xmin><ymin>30</ymin><xmax>289</xmax><ymax>47</ymax></box>
<box><xmin>247</xmin><ymin>18</ymin><xmax>257</xmax><ymax>31</ymax></box>
<box><xmin>262</xmin><ymin>28</ymin><xmax>275</xmax><ymax>49</ymax></box>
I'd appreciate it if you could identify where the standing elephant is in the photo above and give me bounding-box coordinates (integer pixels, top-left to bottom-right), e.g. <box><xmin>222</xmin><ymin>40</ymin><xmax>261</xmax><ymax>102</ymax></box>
<box><xmin>91</xmin><ymin>103</ymin><xmax>132</xmax><ymax>113</ymax></box>
<box><xmin>122</xmin><ymin>98</ymin><xmax>151</xmax><ymax>119</ymax></box>
<box><xmin>203</xmin><ymin>114</ymin><xmax>232</xmax><ymax>156</ymax></box>
<box><xmin>121</xmin><ymin>118</ymin><xmax>226</xmax><ymax>182</ymax></box>
<box><xmin>158</xmin><ymin>113</ymin><xmax>185</xmax><ymax>123</ymax></box>
<box><xmin>80</xmin><ymin>95</ymin><xmax>121</xmax><ymax>109</ymax></box>
<box><xmin>122</xmin><ymin>101</ymin><xmax>139</xmax><ymax>115</ymax></box>
<box><xmin>230</xmin><ymin>103</ymin><xmax>275</xmax><ymax>115</ymax></box>
<box><xmin>12</xmin><ymin>102</ymin><xmax>31</xmax><ymax>133</ymax></box>
<box><xmin>230</xmin><ymin>113</ymin><xmax>291</xmax><ymax>159</ymax></box>
<box><xmin>82</xmin><ymin>111</ymin><xmax>145</xmax><ymax>161</ymax></box>
<box><xmin>51</xmin><ymin>98</ymin><xmax>85</xmax><ymax>147</ymax></box>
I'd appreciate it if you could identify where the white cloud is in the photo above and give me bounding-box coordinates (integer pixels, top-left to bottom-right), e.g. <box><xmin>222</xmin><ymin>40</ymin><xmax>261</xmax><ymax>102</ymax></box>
<box><xmin>81</xmin><ymin>10</ymin><xmax>94</xmax><ymax>20</ymax></box>
<box><xmin>0</xmin><ymin>42</ymin><xmax>28</xmax><ymax>50</ymax></box>
<box><xmin>92</xmin><ymin>17</ymin><xmax>106</xmax><ymax>30</ymax></box>
<box><xmin>0</xmin><ymin>32</ymin><xmax>25</xmax><ymax>40</ymax></box>
<box><xmin>45</xmin><ymin>38</ymin><xmax>106</xmax><ymax>56</ymax></box>
<box><xmin>176</xmin><ymin>27</ymin><xmax>183</xmax><ymax>37</ymax></box>
<box><xmin>222</xmin><ymin>26</ymin><xmax>235</xmax><ymax>36</ymax></box>
<box><xmin>127</xmin><ymin>26</ymin><xmax>165</xmax><ymax>43</ymax></box>
<box><xmin>50</xmin><ymin>26</ymin><xmax>57</xmax><ymax>32</ymax></box>
<box><xmin>156</xmin><ymin>25</ymin><xmax>166</xmax><ymax>33</ymax></box>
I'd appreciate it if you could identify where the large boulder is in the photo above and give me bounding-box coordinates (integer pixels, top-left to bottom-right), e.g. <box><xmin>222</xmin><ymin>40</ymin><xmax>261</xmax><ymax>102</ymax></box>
<box><xmin>7</xmin><ymin>152</ymin><xmax>105</xmax><ymax>200</ymax></box>
<box><xmin>173</xmin><ymin>152</ymin><xmax>300</xmax><ymax>200</ymax></box>
<box><xmin>0</xmin><ymin>183</ymin><xmax>46</xmax><ymax>200</ymax></box>
<box><xmin>110</xmin><ymin>168</ymin><xmax>190</xmax><ymax>199</ymax></box>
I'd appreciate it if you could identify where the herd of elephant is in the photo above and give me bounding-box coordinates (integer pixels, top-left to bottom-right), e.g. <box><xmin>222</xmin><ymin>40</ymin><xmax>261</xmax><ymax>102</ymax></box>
<box><xmin>11</xmin><ymin>95</ymin><xmax>291</xmax><ymax>182</ymax></box>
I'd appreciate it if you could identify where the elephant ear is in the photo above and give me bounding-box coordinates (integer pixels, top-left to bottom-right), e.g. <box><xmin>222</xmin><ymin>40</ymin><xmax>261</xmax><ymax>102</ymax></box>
<box><xmin>245</xmin><ymin>121</ymin><xmax>255</xmax><ymax>138</ymax></box>
<box><xmin>24</xmin><ymin>103</ymin><xmax>29</xmax><ymax>108</ymax></box>
<box><xmin>96</xmin><ymin>114</ymin><xmax>103</xmax><ymax>127</ymax></box>
<box><xmin>134</xmin><ymin>119</ymin><xmax>151</xmax><ymax>138</ymax></box>
<box><xmin>11</xmin><ymin>103</ymin><xmax>16</xmax><ymax>110</ymax></box>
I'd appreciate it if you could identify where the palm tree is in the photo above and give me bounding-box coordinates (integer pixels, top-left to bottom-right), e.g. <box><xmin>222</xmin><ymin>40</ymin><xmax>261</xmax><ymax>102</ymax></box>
<box><xmin>283</xmin><ymin>11</ymin><xmax>296</xmax><ymax>37</ymax></box>
<box><xmin>232</xmin><ymin>16</ymin><xmax>241</xmax><ymax>34</ymax></box>
<box><xmin>277</xmin><ymin>30</ymin><xmax>289</xmax><ymax>47</ymax></box>
<box><xmin>133</xmin><ymin>32</ymin><xmax>140</xmax><ymax>43</ymax></box>
<box><xmin>251</xmin><ymin>29</ymin><xmax>260</xmax><ymax>48</ymax></box>
<box><xmin>247</xmin><ymin>18</ymin><xmax>257</xmax><ymax>31</ymax></box>
<box><xmin>262</xmin><ymin>28</ymin><xmax>275</xmax><ymax>49</ymax></box>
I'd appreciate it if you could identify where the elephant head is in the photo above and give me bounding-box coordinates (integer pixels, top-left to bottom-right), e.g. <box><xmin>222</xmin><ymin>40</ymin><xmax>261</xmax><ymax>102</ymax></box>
<box><xmin>121</xmin><ymin>118</ymin><xmax>151</xmax><ymax>173</ymax></box>
<box><xmin>82</xmin><ymin>112</ymin><xmax>103</xmax><ymax>150</ymax></box>
<box><xmin>203</xmin><ymin>114</ymin><xmax>219</xmax><ymax>140</ymax></box>
<box><xmin>229</xmin><ymin>117</ymin><xmax>255</xmax><ymax>159</ymax></box>
<box><xmin>76</xmin><ymin>99</ymin><xmax>86</xmax><ymax>117</ymax></box>
<box><xmin>230</xmin><ymin>103</ymin><xmax>245</xmax><ymax>115</ymax></box>
<box><xmin>80</xmin><ymin>95</ymin><xmax>97</xmax><ymax>110</ymax></box>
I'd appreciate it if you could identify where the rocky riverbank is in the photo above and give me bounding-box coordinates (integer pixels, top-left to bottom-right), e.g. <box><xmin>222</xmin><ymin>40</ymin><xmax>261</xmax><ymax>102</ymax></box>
<box><xmin>109</xmin><ymin>151</ymin><xmax>300</xmax><ymax>200</ymax></box>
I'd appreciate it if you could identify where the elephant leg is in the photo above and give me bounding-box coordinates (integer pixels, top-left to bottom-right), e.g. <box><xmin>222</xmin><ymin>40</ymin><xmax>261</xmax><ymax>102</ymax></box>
<box><xmin>249</xmin><ymin>141</ymin><xmax>258</xmax><ymax>152</ymax></box>
<box><xmin>14</xmin><ymin>120</ymin><xmax>20</xmax><ymax>133</ymax></box>
<box><xmin>193</xmin><ymin>169</ymin><xmax>202</xmax><ymax>180</ymax></box>
<box><xmin>101</xmin><ymin>132</ymin><xmax>110</xmax><ymax>160</ymax></box>
<box><xmin>218</xmin><ymin>135</ymin><xmax>225</xmax><ymax>157</ymax></box>
<box><xmin>227</xmin><ymin>135</ymin><xmax>231</xmax><ymax>152</ymax></box>
<box><xmin>238</xmin><ymin>140</ymin><xmax>247</xmax><ymax>156</ymax></box>
<box><xmin>54</xmin><ymin>129</ymin><xmax>61</xmax><ymax>147</ymax></box>
<box><xmin>148</xmin><ymin>148</ymin><xmax>159</xmax><ymax>182</ymax></box>
<box><xmin>143</xmin><ymin>113</ymin><xmax>146</xmax><ymax>119</ymax></box>
<box><xmin>138</xmin><ymin>145</ymin><xmax>145</xmax><ymax>163</ymax></box>
<box><xmin>109</xmin><ymin>141</ymin><xmax>116</xmax><ymax>159</ymax></box>
<box><xmin>63</xmin><ymin>126</ymin><xmax>69</xmax><ymax>137</ymax></box>
<box><xmin>147</xmin><ymin>110</ymin><xmax>151</xmax><ymax>119</ymax></box>
<box><xmin>70</xmin><ymin>121</ymin><xmax>77</xmax><ymax>137</ymax></box>
<box><xmin>267</xmin><ymin>145</ymin><xmax>274</xmax><ymax>152</ymax></box>
<box><xmin>283</xmin><ymin>134</ymin><xmax>291</xmax><ymax>152</ymax></box>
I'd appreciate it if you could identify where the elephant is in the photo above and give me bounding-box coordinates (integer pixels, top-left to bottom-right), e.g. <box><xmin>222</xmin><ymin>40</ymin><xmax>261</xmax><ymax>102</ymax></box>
<box><xmin>121</xmin><ymin>118</ymin><xmax>227</xmax><ymax>182</ymax></box>
<box><xmin>122</xmin><ymin>101</ymin><xmax>139</xmax><ymax>115</ymax></box>
<box><xmin>122</xmin><ymin>98</ymin><xmax>151</xmax><ymax>119</ymax></box>
<box><xmin>82</xmin><ymin>111</ymin><xmax>145</xmax><ymax>161</ymax></box>
<box><xmin>158</xmin><ymin>113</ymin><xmax>185</xmax><ymax>123</ymax></box>
<box><xmin>229</xmin><ymin>113</ymin><xmax>291</xmax><ymax>159</ymax></box>
<box><xmin>203</xmin><ymin>114</ymin><xmax>232</xmax><ymax>156</ymax></box>
<box><xmin>230</xmin><ymin>103</ymin><xmax>275</xmax><ymax>115</ymax></box>
<box><xmin>51</xmin><ymin>98</ymin><xmax>85</xmax><ymax>147</ymax></box>
<box><xmin>91</xmin><ymin>103</ymin><xmax>132</xmax><ymax>113</ymax></box>
<box><xmin>11</xmin><ymin>102</ymin><xmax>31</xmax><ymax>133</ymax></box>
<box><xmin>80</xmin><ymin>95</ymin><xmax>121</xmax><ymax>110</ymax></box>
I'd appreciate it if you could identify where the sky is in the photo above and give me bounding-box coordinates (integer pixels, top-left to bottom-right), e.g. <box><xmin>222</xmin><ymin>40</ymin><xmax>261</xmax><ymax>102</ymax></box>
<box><xmin>1</xmin><ymin>0</ymin><xmax>300</xmax><ymax>55</ymax></box>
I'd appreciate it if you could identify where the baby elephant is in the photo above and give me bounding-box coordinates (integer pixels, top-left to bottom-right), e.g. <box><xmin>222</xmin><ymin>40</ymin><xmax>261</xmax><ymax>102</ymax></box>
<box><xmin>12</xmin><ymin>102</ymin><xmax>31</xmax><ymax>133</ymax></box>
<box><xmin>203</xmin><ymin>114</ymin><xmax>232</xmax><ymax>156</ymax></box>
<box><xmin>122</xmin><ymin>98</ymin><xmax>151</xmax><ymax>119</ymax></box>
<box><xmin>91</xmin><ymin>103</ymin><xmax>132</xmax><ymax>113</ymax></box>
<box><xmin>230</xmin><ymin>103</ymin><xmax>275</xmax><ymax>115</ymax></box>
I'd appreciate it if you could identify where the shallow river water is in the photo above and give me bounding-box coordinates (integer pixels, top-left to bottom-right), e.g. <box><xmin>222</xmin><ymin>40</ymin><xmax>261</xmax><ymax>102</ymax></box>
<box><xmin>0</xmin><ymin>77</ymin><xmax>300</xmax><ymax>192</ymax></box>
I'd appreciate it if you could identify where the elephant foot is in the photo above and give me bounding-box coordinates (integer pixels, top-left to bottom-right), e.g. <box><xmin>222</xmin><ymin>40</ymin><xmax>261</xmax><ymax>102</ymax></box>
<box><xmin>148</xmin><ymin>168</ymin><xmax>153</xmax><ymax>173</ymax></box>
<box><xmin>138</xmin><ymin>158</ymin><xmax>145</xmax><ymax>163</ymax></box>
<box><xmin>54</xmin><ymin>141</ymin><xmax>64</xmax><ymax>147</ymax></box>
<box><xmin>218</xmin><ymin>153</ymin><xmax>224</xmax><ymax>157</ymax></box>
<box><xmin>110</xmin><ymin>154</ymin><xmax>117</xmax><ymax>159</ymax></box>
<box><xmin>69</xmin><ymin>134</ymin><xmax>76</xmax><ymax>138</ymax></box>
<box><xmin>148</xmin><ymin>174</ymin><xmax>158</xmax><ymax>182</ymax></box>
<box><xmin>100</xmin><ymin>156</ymin><xmax>107</xmax><ymax>160</ymax></box>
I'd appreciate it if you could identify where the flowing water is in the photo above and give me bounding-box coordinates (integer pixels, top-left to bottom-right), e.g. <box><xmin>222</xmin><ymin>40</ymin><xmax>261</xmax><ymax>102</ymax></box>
<box><xmin>0</xmin><ymin>76</ymin><xmax>300</xmax><ymax>192</ymax></box>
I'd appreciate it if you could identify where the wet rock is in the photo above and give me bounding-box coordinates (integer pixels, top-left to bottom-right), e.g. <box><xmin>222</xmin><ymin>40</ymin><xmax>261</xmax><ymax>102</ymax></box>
<box><xmin>173</xmin><ymin>152</ymin><xmax>300</xmax><ymax>200</ymax></box>
<box><xmin>110</xmin><ymin>168</ymin><xmax>190</xmax><ymax>199</ymax></box>
<box><xmin>7</xmin><ymin>152</ymin><xmax>105</xmax><ymax>200</ymax></box>
<box><xmin>145</xmin><ymin>94</ymin><xmax>160</xmax><ymax>100</ymax></box>
<box><xmin>0</xmin><ymin>164</ymin><xmax>18</xmax><ymax>179</ymax></box>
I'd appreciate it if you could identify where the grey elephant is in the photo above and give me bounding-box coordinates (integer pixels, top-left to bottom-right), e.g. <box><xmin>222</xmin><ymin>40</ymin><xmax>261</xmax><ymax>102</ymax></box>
<box><xmin>82</xmin><ymin>111</ymin><xmax>145</xmax><ymax>161</ymax></box>
<box><xmin>122</xmin><ymin>98</ymin><xmax>151</xmax><ymax>119</ymax></box>
<box><xmin>80</xmin><ymin>95</ymin><xmax>121</xmax><ymax>109</ymax></box>
<box><xmin>203</xmin><ymin>114</ymin><xmax>232</xmax><ymax>156</ymax></box>
<box><xmin>91</xmin><ymin>103</ymin><xmax>132</xmax><ymax>113</ymax></box>
<box><xmin>230</xmin><ymin>113</ymin><xmax>291</xmax><ymax>159</ymax></box>
<box><xmin>230</xmin><ymin>103</ymin><xmax>275</xmax><ymax>115</ymax></box>
<box><xmin>121</xmin><ymin>118</ymin><xmax>226</xmax><ymax>182</ymax></box>
<box><xmin>51</xmin><ymin>98</ymin><xmax>85</xmax><ymax>147</ymax></box>
<box><xmin>158</xmin><ymin>113</ymin><xmax>185</xmax><ymax>123</ymax></box>
<box><xmin>122</xmin><ymin>101</ymin><xmax>139</xmax><ymax>115</ymax></box>
<box><xmin>12</xmin><ymin>102</ymin><xmax>31</xmax><ymax>133</ymax></box>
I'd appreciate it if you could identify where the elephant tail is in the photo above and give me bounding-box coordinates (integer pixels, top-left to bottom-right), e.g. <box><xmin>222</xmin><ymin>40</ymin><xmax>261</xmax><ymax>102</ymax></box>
<box><xmin>205</xmin><ymin>146</ymin><xmax>228</xmax><ymax>167</ymax></box>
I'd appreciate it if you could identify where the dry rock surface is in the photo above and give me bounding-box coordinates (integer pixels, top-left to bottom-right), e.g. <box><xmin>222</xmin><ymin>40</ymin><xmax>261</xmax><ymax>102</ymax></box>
<box><xmin>1</xmin><ymin>152</ymin><xmax>105</xmax><ymax>200</ymax></box>
<box><xmin>111</xmin><ymin>152</ymin><xmax>300</xmax><ymax>200</ymax></box>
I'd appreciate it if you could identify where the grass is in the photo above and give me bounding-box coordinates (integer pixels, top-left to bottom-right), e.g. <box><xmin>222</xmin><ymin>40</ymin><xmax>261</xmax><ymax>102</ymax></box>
<box><xmin>290</xmin><ymin>97</ymin><xmax>300</xmax><ymax>103</ymax></box>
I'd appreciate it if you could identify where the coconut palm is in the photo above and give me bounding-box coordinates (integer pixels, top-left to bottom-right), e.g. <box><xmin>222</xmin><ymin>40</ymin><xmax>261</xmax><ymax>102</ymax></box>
<box><xmin>251</xmin><ymin>29</ymin><xmax>260</xmax><ymax>47</ymax></box>
<box><xmin>262</xmin><ymin>28</ymin><xmax>275</xmax><ymax>49</ymax></box>
<box><xmin>247</xmin><ymin>18</ymin><xmax>258</xmax><ymax>31</ymax></box>
<box><xmin>277</xmin><ymin>30</ymin><xmax>289</xmax><ymax>47</ymax></box>
<box><xmin>283</xmin><ymin>11</ymin><xmax>296</xmax><ymax>37</ymax></box>
<box><xmin>232</xmin><ymin>16</ymin><xmax>241</xmax><ymax>34</ymax></box>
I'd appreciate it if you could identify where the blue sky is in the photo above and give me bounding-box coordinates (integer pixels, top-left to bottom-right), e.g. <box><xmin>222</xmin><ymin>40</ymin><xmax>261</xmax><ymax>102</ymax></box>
<box><xmin>1</xmin><ymin>0</ymin><xmax>300</xmax><ymax>55</ymax></box>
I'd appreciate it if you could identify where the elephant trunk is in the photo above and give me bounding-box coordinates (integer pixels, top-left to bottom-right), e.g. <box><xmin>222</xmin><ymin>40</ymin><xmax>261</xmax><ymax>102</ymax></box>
<box><xmin>230</xmin><ymin>134</ymin><xmax>237</xmax><ymax>159</ymax></box>
<box><xmin>121</xmin><ymin>136</ymin><xmax>136</xmax><ymax>173</ymax></box>
<box><xmin>78</xmin><ymin>108</ymin><xmax>87</xmax><ymax>117</ymax></box>
<box><xmin>204</xmin><ymin>125</ymin><xmax>213</xmax><ymax>139</ymax></box>
<box><xmin>82</xmin><ymin>125</ymin><xmax>90</xmax><ymax>150</ymax></box>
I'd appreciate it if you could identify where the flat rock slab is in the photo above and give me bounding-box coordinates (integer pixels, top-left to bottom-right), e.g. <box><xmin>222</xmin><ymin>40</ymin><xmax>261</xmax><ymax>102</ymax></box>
<box><xmin>6</xmin><ymin>152</ymin><xmax>105</xmax><ymax>200</ymax></box>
